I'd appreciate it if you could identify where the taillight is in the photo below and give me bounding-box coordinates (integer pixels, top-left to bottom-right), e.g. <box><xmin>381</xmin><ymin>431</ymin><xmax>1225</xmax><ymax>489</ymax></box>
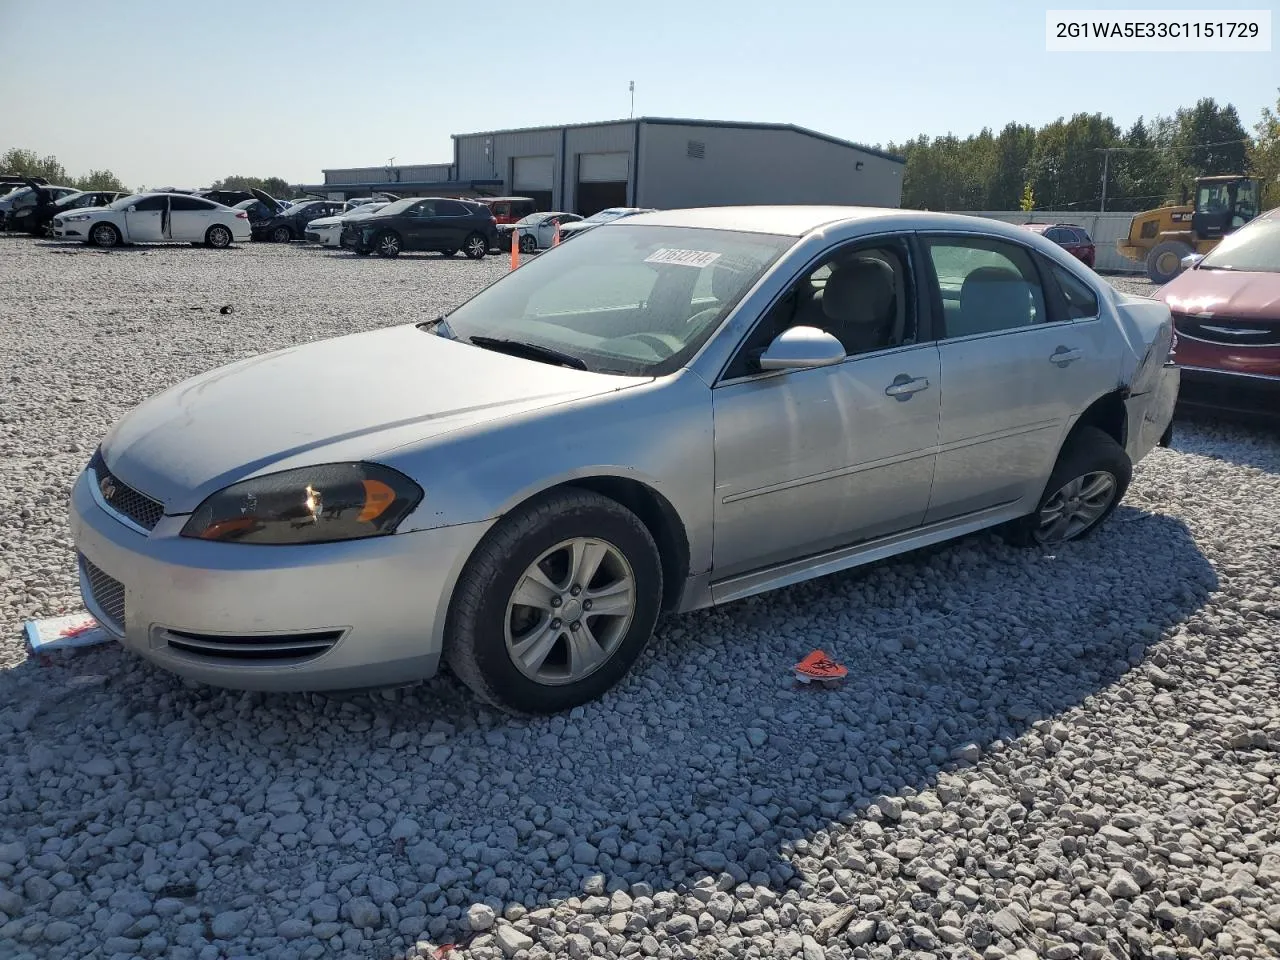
<box><xmin>236</xmin><ymin>211</ymin><xmax>248</xmax><ymax>219</ymax></box>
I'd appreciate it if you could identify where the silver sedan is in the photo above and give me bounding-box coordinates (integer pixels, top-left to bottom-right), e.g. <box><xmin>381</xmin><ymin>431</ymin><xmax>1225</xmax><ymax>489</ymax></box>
<box><xmin>70</xmin><ymin>206</ymin><xmax>1179</xmax><ymax>714</ymax></box>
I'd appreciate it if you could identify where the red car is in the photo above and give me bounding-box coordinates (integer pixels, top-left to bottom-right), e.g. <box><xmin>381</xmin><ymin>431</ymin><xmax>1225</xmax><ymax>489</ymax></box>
<box><xmin>474</xmin><ymin>196</ymin><xmax>537</xmax><ymax>225</ymax></box>
<box><xmin>1022</xmin><ymin>222</ymin><xmax>1096</xmax><ymax>268</ymax></box>
<box><xmin>1154</xmin><ymin>207</ymin><xmax>1280</xmax><ymax>422</ymax></box>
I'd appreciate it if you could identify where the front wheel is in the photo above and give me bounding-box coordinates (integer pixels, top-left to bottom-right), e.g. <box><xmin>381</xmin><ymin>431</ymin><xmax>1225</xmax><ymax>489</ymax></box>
<box><xmin>463</xmin><ymin>232</ymin><xmax>488</xmax><ymax>260</ymax></box>
<box><xmin>1005</xmin><ymin>426</ymin><xmax>1131</xmax><ymax>547</ymax></box>
<box><xmin>444</xmin><ymin>489</ymin><xmax>663</xmax><ymax>715</ymax></box>
<box><xmin>519</xmin><ymin>233</ymin><xmax>538</xmax><ymax>254</ymax></box>
<box><xmin>374</xmin><ymin>231</ymin><xmax>401</xmax><ymax>258</ymax></box>
<box><xmin>271</xmin><ymin>225</ymin><xmax>293</xmax><ymax>243</ymax></box>
<box><xmin>205</xmin><ymin>224</ymin><xmax>232</xmax><ymax>249</ymax></box>
<box><xmin>89</xmin><ymin>222</ymin><xmax>121</xmax><ymax>248</ymax></box>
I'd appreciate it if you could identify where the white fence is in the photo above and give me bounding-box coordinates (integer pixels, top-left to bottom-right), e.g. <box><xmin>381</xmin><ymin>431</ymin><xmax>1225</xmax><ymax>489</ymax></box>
<box><xmin>959</xmin><ymin>211</ymin><xmax>1141</xmax><ymax>274</ymax></box>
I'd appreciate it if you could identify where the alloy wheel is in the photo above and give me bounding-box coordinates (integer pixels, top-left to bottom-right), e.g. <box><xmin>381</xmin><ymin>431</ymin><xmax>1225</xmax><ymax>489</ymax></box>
<box><xmin>503</xmin><ymin>537</ymin><xmax>636</xmax><ymax>686</ymax></box>
<box><xmin>1034</xmin><ymin>471</ymin><xmax>1117</xmax><ymax>544</ymax></box>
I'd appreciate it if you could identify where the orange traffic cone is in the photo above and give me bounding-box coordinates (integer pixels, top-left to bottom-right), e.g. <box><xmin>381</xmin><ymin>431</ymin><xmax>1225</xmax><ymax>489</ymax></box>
<box><xmin>552</xmin><ymin>221</ymin><xmax>561</xmax><ymax>246</ymax></box>
<box><xmin>510</xmin><ymin>228</ymin><xmax>520</xmax><ymax>270</ymax></box>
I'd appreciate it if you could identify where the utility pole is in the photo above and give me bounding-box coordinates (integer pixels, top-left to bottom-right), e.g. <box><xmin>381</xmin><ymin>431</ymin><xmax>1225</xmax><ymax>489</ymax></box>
<box><xmin>1100</xmin><ymin>149</ymin><xmax>1110</xmax><ymax>212</ymax></box>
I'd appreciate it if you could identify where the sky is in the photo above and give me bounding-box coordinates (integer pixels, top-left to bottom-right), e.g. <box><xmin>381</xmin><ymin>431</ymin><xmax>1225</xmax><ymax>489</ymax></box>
<box><xmin>0</xmin><ymin>0</ymin><xmax>1275</xmax><ymax>189</ymax></box>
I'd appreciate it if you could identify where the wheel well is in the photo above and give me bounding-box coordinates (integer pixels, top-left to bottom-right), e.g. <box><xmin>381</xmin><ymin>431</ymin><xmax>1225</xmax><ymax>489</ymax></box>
<box><xmin>563</xmin><ymin>477</ymin><xmax>690</xmax><ymax>613</ymax></box>
<box><xmin>1069</xmin><ymin>390</ymin><xmax>1126</xmax><ymax>451</ymax></box>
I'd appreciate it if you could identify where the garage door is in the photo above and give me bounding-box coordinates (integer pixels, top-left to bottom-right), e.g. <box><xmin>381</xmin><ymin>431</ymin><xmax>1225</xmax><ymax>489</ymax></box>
<box><xmin>512</xmin><ymin>156</ymin><xmax>554</xmax><ymax>191</ymax></box>
<box><xmin>578</xmin><ymin>152</ymin><xmax>629</xmax><ymax>183</ymax></box>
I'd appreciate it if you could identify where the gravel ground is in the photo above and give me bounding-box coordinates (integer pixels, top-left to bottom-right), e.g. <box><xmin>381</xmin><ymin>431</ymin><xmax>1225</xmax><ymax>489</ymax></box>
<box><xmin>1</xmin><ymin>237</ymin><xmax>1278</xmax><ymax>960</ymax></box>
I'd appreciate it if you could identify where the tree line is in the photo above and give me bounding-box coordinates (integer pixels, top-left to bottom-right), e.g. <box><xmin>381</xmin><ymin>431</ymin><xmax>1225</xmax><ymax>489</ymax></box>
<box><xmin>0</xmin><ymin>149</ymin><xmax>297</xmax><ymax>199</ymax></box>
<box><xmin>883</xmin><ymin>93</ymin><xmax>1280</xmax><ymax>214</ymax></box>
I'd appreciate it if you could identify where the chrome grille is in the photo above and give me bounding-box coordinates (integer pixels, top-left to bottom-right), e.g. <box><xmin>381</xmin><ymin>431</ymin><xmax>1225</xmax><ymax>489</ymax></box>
<box><xmin>1173</xmin><ymin>314</ymin><xmax>1280</xmax><ymax>348</ymax></box>
<box><xmin>80</xmin><ymin>555</ymin><xmax>125</xmax><ymax>632</ymax></box>
<box><xmin>90</xmin><ymin>452</ymin><xmax>163</xmax><ymax>531</ymax></box>
<box><xmin>161</xmin><ymin>628</ymin><xmax>343</xmax><ymax>663</ymax></box>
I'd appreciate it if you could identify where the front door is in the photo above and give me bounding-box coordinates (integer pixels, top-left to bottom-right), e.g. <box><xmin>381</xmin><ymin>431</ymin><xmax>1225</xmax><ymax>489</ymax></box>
<box><xmin>920</xmin><ymin>233</ymin><xmax>1118</xmax><ymax>523</ymax></box>
<box><xmin>712</xmin><ymin>236</ymin><xmax>941</xmax><ymax>579</ymax></box>
<box><xmin>124</xmin><ymin>195</ymin><xmax>168</xmax><ymax>241</ymax></box>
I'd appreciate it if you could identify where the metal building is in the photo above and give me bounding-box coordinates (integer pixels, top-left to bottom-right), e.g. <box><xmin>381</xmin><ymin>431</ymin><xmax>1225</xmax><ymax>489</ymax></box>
<box><xmin>304</xmin><ymin>117</ymin><xmax>905</xmax><ymax>215</ymax></box>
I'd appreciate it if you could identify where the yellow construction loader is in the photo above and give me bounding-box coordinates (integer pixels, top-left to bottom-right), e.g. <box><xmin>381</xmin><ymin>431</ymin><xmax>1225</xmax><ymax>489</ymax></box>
<box><xmin>1117</xmin><ymin>174</ymin><xmax>1261</xmax><ymax>284</ymax></box>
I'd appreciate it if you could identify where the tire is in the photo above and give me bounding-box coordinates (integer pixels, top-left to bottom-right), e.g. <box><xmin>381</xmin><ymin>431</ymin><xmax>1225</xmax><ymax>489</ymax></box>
<box><xmin>444</xmin><ymin>489</ymin><xmax>663</xmax><ymax>715</ymax></box>
<box><xmin>1005</xmin><ymin>426</ymin><xmax>1132</xmax><ymax>547</ymax></box>
<box><xmin>519</xmin><ymin>233</ymin><xmax>537</xmax><ymax>254</ymax></box>
<box><xmin>463</xmin><ymin>232</ymin><xmax>487</xmax><ymax>260</ymax></box>
<box><xmin>271</xmin><ymin>225</ymin><xmax>293</xmax><ymax>243</ymax></box>
<box><xmin>205</xmin><ymin>224</ymin><xmax>232</xmax><ymax>249</ymax></box>
<box><xmin>1145</xmin><ymin>240</ymin><xmax>1193</xmax><ymax>285</ymax></box>
<box><xmin>374</xmin><ymin>231</ymin><xmax>401</xmax><ymax>258</ymax></box>
<box><xmin>88</xmin><ymin>222</ymin><xmax>121</xmax><ymax>248</ymax></box>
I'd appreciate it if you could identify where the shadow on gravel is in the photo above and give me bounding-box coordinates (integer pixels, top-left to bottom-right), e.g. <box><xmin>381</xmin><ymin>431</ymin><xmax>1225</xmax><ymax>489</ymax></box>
<box><xmin>0</xmin><ymin>501</ymin><xmax>1218</xmax><ymax>954</ymax></box>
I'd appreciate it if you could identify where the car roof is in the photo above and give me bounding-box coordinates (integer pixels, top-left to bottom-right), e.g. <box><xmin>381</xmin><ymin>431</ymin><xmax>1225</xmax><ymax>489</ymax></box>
<box><xmin>624</xmin><ymin>205</ymin><xmax>1054</xmax><ymax>239</ymax></box>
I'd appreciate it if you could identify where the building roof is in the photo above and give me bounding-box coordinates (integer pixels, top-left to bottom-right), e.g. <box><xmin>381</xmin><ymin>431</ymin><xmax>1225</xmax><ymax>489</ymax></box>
<box><xmin>452</xmin><ymin>117</ymin><xmax>905</xmax><ymax>164</ymax></box>
<box><xmin>293</xmin><ymin>178</ymin><xmax>503</xmax><ymax>194</ymax></box>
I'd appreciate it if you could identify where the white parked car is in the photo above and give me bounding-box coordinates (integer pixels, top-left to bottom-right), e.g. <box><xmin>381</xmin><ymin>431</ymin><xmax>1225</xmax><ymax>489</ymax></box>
<box><xmin>51</xmin><ymin>192</ymin><xmax>252</xmax><ymax>248</ymax></box>
<box><xmin>304</xmin><ymin>202</ymin><xmax>390</xmax><ymax>247</ymax></box>
<box><xmin>501</xmin><ymin>211</ymin><xmax>584</xmax><ymax>252</ymax></box>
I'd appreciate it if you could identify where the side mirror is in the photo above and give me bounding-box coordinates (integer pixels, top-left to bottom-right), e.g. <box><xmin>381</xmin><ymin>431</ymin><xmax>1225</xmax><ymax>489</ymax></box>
<box><xmin>758</xmin><ymin>326</ymin><xmax>846</xmax><ymax>371</ymax></box>
<box><xmin>1181</xmin><ymin>252</ymin><xmax>1204</xmax><ymax>270</ymax></box>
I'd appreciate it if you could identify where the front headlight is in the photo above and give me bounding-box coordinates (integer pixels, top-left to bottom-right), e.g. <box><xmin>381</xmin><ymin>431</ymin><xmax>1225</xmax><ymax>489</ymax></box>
<box><xmin>181</xmin><ymin>462</ymin><xmax>423</xmax><ymax>545</ymax></box>
<box><xmin>65</xmin><ymin>213</ymin><xmax>94</xmax><ymax>222</ymax></box>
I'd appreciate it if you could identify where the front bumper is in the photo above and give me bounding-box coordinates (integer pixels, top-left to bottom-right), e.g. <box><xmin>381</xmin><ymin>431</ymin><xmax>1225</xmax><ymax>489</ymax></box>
<box><xmin>1176</xmin><ymin>365</ymin><xmax>1280</xmax><ymax>421</ymax></box>
<box><xmin>69</xmin><ymin>468</ymin><xmax>493</xmax><ymax>692</ymax></box>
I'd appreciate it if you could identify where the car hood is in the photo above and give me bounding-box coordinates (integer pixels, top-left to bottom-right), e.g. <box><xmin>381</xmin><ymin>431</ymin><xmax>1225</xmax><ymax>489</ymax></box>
<box><xmin>1157</xmin><ymin>269</ymin><xmax>1280</xmax><ymax>322</ymax></box>
<box><xmin>100</xmin><ymin>324</ymin><xmax>646</xmax><ymax>513</ymax></box>
<box><xmin>308</xmin><ymin>215</ymin><xmax>345</xmax><ymax>228</ymax></box>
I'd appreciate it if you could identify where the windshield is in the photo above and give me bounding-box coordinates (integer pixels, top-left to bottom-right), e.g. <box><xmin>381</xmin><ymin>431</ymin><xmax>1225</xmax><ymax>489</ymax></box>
<box><xmin>54</xmin><ymin>191</ymin><xmax>88</xmax><ymax>207</ymax></box>
<box><xmin>375</xmin><ymin>198</ymin><xmax>418</xmax><ymax>216</ymax></box>
<box><xmin>439</xmin><ymin>224</ymin><xmax>793</xmax><ymax>376</ymax></box>
<box><xmin>1198</xmin><ymin>216</ymin><xmax>1280</xmax><ymax>274</ymax></box>
<box><xmin>108</xmin><ymin>193</ymin><xmax>149</xmax><ymax>210</ymax></box>
<box><xmin>344</xmin><ymin>202</ymin><xmax>386</xmax><ymax>217</ymax></box>
<box><xmin>516</xmin><ymin>213</ymin><xmax>547</xmax><ymax>226</ymax></box>
<box><xmin>2</xmin><ymin>186</ymin><xmax>34</xmax><ymax>204</ymax></box>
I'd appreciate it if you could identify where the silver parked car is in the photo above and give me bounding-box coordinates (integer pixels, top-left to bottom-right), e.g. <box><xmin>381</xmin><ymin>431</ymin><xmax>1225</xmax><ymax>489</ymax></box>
<box><xmin>70</xmin><ymin>206</ymin><xmax>1179</xmax><ymax>714</ymax></box>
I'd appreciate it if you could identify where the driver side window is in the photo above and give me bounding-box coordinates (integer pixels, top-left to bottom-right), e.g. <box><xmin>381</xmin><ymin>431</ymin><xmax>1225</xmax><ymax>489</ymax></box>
<box><xmin>724</xmin><ymin>238</ymin><xmax>915</xmax><ymax>379</ymax></box>
<box><xmin>134</xmin><ymin>196</ymin><xmax>168</xmax><ymax>212</ymax></box>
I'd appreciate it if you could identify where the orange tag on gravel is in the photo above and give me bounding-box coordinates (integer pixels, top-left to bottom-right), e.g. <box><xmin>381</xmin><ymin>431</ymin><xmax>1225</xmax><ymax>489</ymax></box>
<box><xmin>794</xmin><ymin>650</ymin><xmax>848</xmax><ymax>681</ymax></box>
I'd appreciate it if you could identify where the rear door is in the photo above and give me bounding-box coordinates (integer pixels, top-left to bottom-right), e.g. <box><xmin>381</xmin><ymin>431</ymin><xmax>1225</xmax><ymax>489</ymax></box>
<box><xmin>433</xmin><ymin>199</ymin><xmax>473</xmax><ymax>249</ymax></box>
<box><xmin>921</xmin><ymin>233</ymin><xmax>1117</xmax><ymax>524</ymax></box>
<box><xmin>124</xmin><ymin>195</ymin><xmax>168</xmax><ymax>241</ymax></box>
<box><xmin>169</xmin><ymin>195</ymin><xmax>218</xmax><ymax>240</ymax></box>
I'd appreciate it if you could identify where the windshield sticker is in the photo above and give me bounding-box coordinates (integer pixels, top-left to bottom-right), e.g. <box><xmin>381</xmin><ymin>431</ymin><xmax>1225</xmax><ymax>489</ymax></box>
<box><xmin>645</xmin><ymin>248</ymin><xmax>722</xmax><ymax>268</ymax></box>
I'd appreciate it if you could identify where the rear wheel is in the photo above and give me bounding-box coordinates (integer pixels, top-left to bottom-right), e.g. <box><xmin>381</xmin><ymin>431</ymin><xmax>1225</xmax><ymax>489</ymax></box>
<box><xmin>444</xmin><ymin>489</ymin><xmax>663</xmax><ymax>715</ymax></box>
<box><xmin>1146</xmin><ymin>240</ymin><xmax>1193</xmax><ymax>285</ymax></box>
<box><xmin>375</xmin><ymin>231</ymin><xmax>401</xmax><ymax>258</ymax></box>
<box><xmin>519</xmin><ymin>233</ymin><xmax>538</xmax><ymax>254</ymax></box>
<box><xmin>89</xmin><ymin>222</ymin><xmax>121</xmax><ymax>248</ymax></box>
<box><xmin>271</xmin><ymin>225</ymin><xmax>293</xmax><ymax>243</ymax></box>
<box><xmin>464</xmin><ymin>232</ymin><xmax>487</xmax><ymax>260</ymax></box>
<box><xmin>1006</xmin><ymin>427</ymin><xmax>1131</xmax><ymax>547</ymax></box>
<box><xmin>205</xmin><ymin>224</ymin><xmax>232</xmax><ymax>249</ymax></box>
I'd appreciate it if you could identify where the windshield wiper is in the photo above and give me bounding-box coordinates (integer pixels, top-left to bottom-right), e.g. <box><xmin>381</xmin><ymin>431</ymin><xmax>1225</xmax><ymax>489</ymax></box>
<box><xmin>466</xmin><ymin>336</ymin><xmax>587</xmax><ymax>370</ymax></box>
<box><xmin>417</xmin><ymin>315</ymin><xmax>457</xmax><ymax>339</ymax></box>
<box><xmin>1195</xmin><ymin>264</ymin><xmax>1237</xmax><ymax>271</ymax></box>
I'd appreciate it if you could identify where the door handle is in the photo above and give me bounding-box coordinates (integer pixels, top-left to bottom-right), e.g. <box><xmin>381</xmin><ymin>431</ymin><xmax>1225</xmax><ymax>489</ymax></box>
<box><xmin>1050</xmin><ymin>347</ymin><xmax>1082</xmax><ymax>366</ymax></box>
<box><xmin>884</xmin><ymin>374</ymin><xmax>930</xmax><ymax>400</ymax></box>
